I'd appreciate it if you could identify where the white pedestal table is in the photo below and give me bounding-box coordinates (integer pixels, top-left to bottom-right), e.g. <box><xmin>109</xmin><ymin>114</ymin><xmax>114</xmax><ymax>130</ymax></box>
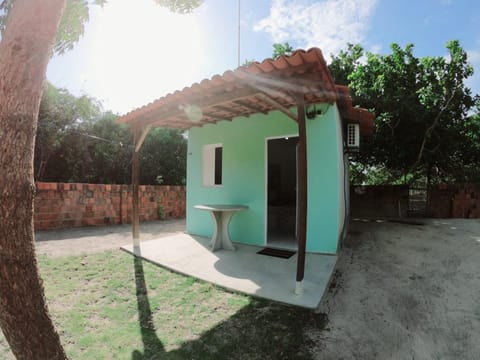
<box><xmin>194</xmin><ymin>204</ymin><xmax>249</xmax><ymax>251</ymax></box>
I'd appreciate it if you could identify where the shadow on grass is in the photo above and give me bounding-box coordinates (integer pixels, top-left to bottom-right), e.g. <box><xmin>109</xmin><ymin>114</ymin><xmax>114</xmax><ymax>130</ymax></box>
<box><xmin>131</xmin><ymin>252</ymin><xmax>165</xmax><ymax>359</ymax></box>
<box><xmin>131</xmin><ymin>251</ymin><xmax>328</xmax><ymax>360</ymax></box>
<box><xmin>169</xmin><ymin>300</ymin><xmax>327</xmax><ymax>360</ymax></box>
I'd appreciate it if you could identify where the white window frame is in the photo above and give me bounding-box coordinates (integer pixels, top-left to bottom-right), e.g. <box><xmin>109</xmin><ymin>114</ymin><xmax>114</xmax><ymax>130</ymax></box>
<box><xmin>202</xmin><ymin>143</ymin><xmax>223</xmax><ymax>187</ymax></box>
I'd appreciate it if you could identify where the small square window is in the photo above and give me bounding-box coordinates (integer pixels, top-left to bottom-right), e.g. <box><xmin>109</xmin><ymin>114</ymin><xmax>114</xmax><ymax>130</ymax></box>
<box><xmin>214</xmin><ymin>147</ymin><xmax>222</xmax><ymax>185</ymax></box>
<box><xmin>203</xmin><ymin>144</ymin><xmax>223</xmax><ymax>186</ymax></box>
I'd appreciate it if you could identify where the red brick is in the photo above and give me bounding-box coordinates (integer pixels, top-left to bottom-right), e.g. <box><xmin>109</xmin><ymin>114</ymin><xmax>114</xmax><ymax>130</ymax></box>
<box><xmin>33</xmin><ymin>182</ymin><xmax>186</xmax><ymax>230</ymax></box>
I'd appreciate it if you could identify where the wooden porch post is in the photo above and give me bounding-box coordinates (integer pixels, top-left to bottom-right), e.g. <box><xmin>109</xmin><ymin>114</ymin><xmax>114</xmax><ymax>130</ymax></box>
<box><xmin>132</xmin><ymin>128</ymin><xmax>140</xmax><ymax>245</ymax></box>
<box><xmin>131</xmin><ymin>125</ymin><xmax>153</xmax><ymax>246</ymax></box>
<box><xmin>295</xmin><ymin>93</ymin><xmax>308</xmax><ymax>295</ymax></box>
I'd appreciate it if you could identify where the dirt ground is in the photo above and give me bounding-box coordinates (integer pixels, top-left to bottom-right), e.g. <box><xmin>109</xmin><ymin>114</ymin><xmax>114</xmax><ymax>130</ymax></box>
<box><xmin>35</xmin><ymin>219</ymin><xmax>186</xmax><ymax>257</ymax></box>
<box><xmin>34</xmin><ymin>218</ymin><xmax>480</xmax><ymax>359</ymax></box>
<box><xmin>312</xmin><ymin>218</ymin><xmax>480</xmax><ymax>360</ymax></box>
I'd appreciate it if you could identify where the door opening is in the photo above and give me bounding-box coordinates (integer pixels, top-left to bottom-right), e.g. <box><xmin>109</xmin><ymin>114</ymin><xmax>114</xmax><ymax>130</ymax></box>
<box><xmin>267</xmin><ymin>136</ymin><xmax>298</xmax><ymax>250</ymax></box>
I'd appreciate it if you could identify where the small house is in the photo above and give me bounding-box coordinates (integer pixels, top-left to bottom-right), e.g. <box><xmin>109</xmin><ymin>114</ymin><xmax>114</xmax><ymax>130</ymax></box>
<box><xmin>118</xmin><ymin>48</ymin><xmax>374</xmax><ymax>290</ymax></box>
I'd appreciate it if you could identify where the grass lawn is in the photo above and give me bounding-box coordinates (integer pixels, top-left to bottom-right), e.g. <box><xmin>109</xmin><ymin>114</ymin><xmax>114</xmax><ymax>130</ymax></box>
<box><xmin>0</xmin><ymin>250</ymin><xmax>327</xmax><ymax>359</ymax></box>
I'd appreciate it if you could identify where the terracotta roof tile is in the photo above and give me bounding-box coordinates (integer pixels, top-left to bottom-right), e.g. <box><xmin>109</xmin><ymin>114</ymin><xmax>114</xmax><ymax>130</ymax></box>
<box><xmin>117</xmin><ymin>47</ymin><xmax>374</xmax><ymax>135</ymax></box>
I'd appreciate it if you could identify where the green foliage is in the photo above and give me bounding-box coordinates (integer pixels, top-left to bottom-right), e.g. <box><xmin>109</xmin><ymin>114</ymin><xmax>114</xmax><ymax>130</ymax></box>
<box><xmin>35</xmin><ymin>83</ymin><xmax>187</xmax><ymax>185</ymax></box>
<box><xmin>1</xmin><ymin>0</ymin><xmax>200</xmax><ymax>56</ymax></box>
<box><xmin>0</xmin><ymin>0</ymin><xmax>13</xmax><ymax>33</ymax></box>
<box><xmin>330</xmin><ymin>40</ymin><xmax>479</xmax><ymax>185</ymax></box>
<box><xmin>328</xmin><ymin>43</ymin><xmax>364</xmax><ymax>86</ymax></box>
<box><xmin>3</xmin><ymin>0</ymin><xmax>198</xmax><ymax>181</ymax></box>
<box><xmin>157</xmin><ymin>197</ymin><xmax>166</xmax><ymax>220</ymax></box>
<box><xmin>1</xmin><ymin>250</ymin><xmax>323</xmax><ymax>359</ymax></box>
<box><xmin>241</xmin><ymin>42</ymin><xmax>293</xmax><ymax>67</ymax></box>
<box><xmin>272</xmin><ymin>42</ymin><xmax>293</xmax><ymax>59</ymax></box>
<box><xmin>77</xmin><ymin>113</ymin><xmax>133</xmax><ymax>184</ymax></box>
<box><xmin>35</xmin><ymin>82</ymin><xmax>102</xmax><ymax>180</ymax></box>
<box><xmin>443</xmin><ymin>111</ymin><xmax>480</xmax><ymax>183</ymax></box>
<box><xmin>54</xmin><ymin>1</ymin><xmax>101</xmax><ymax>55</ymax></box>
<box><xmin>1</xmin><ymin>0</ymin><xmax>104</xmax><ymax>56</ymax></box>
<box><xmin>154</xmin><ymin>0</ymin><xmax>202</xmax><ymax>14</ymax></box>
<box><xmin>241</xmin><ymin>59</ymin><xmax>255</xmax><ymax>67</ymax></box>
<box><xmin>139</xmin><ymin>127</ymin><xmax>187</xmax><ymax>185</ymax></box>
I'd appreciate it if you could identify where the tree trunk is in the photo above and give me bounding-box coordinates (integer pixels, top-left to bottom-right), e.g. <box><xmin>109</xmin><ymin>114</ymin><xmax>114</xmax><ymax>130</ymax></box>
<box><xmin>0</xmin><ymin>1</ymin><xmax>67</xmax><ymax>359</ymax></box>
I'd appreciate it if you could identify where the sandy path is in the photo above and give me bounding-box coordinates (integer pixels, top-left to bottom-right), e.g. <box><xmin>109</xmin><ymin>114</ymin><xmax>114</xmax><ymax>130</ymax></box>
<box><xmin>311</xmin><ymin>219</ymin><xmax>480</xmax><ymax>359</ymax></box>
<box><xmin>35</xmin><ymin>219</ymin><xmax>186</xmax><ymax>258</ymax></box>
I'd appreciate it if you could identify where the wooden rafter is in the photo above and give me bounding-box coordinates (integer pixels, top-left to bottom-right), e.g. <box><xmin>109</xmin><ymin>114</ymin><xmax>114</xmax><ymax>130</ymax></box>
<box><xmin>118</xmin><ymin>48</ymin><xmax>374</xmax><ymax>134</ymax></box>
<box><xmin>128</xmin><ymin>86</ymin><xmax>259</xmax><ymax>129</ymax></box>
<box><xmin>202</xmin><ymin>112</ymin><xmax>228</xmax><ymax>122</ymax></box>
<box><xmin>256</xmin><ymin>93</ymin><xmax>297</xmax><ymax>122</ymax></box>
<box><xmin>212</xmin><ymin>104</ymin><xmax>244</xmax><ymax>118</ymax></box>
<box><xmin>233</xmin><ymin>99</ymin><xmax>267</xmax><ymax>114</ymax></box>
<box><xmin>155</xmin><ymin>116</ymin><xmax>218</xmax><ymax>128</ymax></box>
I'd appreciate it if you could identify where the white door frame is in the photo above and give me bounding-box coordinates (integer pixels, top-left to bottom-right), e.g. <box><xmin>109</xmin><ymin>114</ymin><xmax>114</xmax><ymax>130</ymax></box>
<box><xmin>264</xmin><ymin>134</ymin><xmax>299</xmax><ymax>246</ymax></box>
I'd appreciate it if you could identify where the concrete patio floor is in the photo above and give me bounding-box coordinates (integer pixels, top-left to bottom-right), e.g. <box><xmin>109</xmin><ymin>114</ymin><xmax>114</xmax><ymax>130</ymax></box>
<box><xmin>121</xmin><ymin>233</ymin><xmax>337</xmax><ymax>309</ymax></box>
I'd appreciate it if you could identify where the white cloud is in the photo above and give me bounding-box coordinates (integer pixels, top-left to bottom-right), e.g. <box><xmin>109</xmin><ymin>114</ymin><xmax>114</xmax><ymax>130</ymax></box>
<box><xmin>254</xmin><ymin>0</ymin><xmax>378</xmax><ymax>60</ymax></box>
<box><xmin>467</xmin><ymin>49</ymin><xmax>480</xmax><ymax>63</ymax></box>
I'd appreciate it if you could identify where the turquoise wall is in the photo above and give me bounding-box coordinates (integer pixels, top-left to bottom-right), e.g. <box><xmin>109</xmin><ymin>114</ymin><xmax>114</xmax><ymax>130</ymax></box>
<box><xmin>186</xmin><ymin>105</ymin><xmax>343</xmax><ymax>254</ymax></box>
<box><xmin>306</xmin><ymin>106</ymin><xmax>342</xmax><ymax>253</ymax></box>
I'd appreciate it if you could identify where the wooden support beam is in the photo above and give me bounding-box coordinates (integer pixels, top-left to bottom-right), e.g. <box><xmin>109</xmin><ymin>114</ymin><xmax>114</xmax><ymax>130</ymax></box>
<box><xmin>233</xmin><ymin>99</ymin><xmax>267</xmax><ymax>114</ymax></box>
<box><xmin>212</xmin><ymin>104</ymin><xmax>241</xmax><ymax>115</ymax></box>
<box><xmin>134</xmin><ymin>124</ymin><xmax>152</xmax><ymax>153</ymax></box>
<box><xmin>231</xmin><ymin>73</ymin><xmax>299</xmax><ymax>120</ymax></box>
<box><xmin>150</xmin><ymin>116</ymin><xmax>198</xmax><ymax>128</ymax></box>
<box><xmin>295</xmin><ymin>93</ymin><xmax>307</xmax><ymax>295</ymax></box>
<box><xmin>202</xmin><ymin>112</ymin><xmax>228</xmax><ymax>122</ymax></box>
<box><xmin>131</xmin><ymin>125</ymin><xmax>152</xmax><ymax>244</ymax></box>
<box><xmin>129</xmin><ymin>86</ymin><xmax>260</xmax><ymax>128</ymax></box>
<box><xmin>256</xmin><ymin>93</ymin><xmax>298</xmax><ymax>123</ymax></box>
<box><xmin>131</xmin><ymin>129</ymin><xmax>140</xmax><ymax>245</ymax></box>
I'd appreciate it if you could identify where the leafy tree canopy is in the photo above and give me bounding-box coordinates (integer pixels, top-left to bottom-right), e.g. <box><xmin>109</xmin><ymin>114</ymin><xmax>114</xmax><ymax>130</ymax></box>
<box><xmin>329</xmin><ymin>40</ymin><xmax>480</xmax><ymax>185</ymax></box>
<box><xmin>272</xmin><ymin>42</ymin><xmax>293</xmax><ymax>59</ymax></box>
<box><xmin>36</xmin><ymin>82</ymin><xmax>187</xmax><ymax>185</ymax></box>
<box><xmin>0</xmin><ymin>0</ymin><xmax>202</xmax><ymax>55</ymax></box>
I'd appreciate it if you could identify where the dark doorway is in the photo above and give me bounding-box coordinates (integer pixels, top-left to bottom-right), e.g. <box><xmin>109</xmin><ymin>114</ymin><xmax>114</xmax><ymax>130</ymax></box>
<box><xmin>267</xmin><ymin>137</ymin><xmax>298</xmax><ymax>250</ymax></box>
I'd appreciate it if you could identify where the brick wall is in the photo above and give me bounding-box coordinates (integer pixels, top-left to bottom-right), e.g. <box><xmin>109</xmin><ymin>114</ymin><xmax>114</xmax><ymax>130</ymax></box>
<box><xmin>427</xmin><ymin>184</ymin><xmax>480</xmax><ymax>218</ymax></box>
<box><xmin>350</xmin><ymin>184</ymin><xmax>480</xmax><ymax>219</ymax></box>
<box><xmin>34</xmin><ymin>182</ymin><xmax>186</xmax><ymax>230</ymax></box>
<box><xmin>350</xmin><ymin>185</ymin><xmax>410</xmax><ymax>218</ymax></box>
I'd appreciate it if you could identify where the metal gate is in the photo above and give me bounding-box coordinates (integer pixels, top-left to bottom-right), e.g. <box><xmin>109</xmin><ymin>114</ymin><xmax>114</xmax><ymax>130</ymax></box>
<box><xmin>408</xmin><ymin>186</ymin><xmax>427</xmax><ymax>217</ymax></box>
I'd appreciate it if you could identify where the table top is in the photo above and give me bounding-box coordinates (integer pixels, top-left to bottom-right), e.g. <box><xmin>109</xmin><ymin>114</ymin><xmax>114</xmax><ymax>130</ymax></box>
<box><xmin>194</xmin><ymin>204</ymin><xmax>249</xmax><ymax>212</ymax></box>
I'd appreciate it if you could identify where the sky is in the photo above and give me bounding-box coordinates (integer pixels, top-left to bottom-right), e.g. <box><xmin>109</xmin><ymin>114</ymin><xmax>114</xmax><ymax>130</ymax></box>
<box><xmin>47</xmin><ymin>0</ymin><xmax>480</xmax><ymax>115</ymax></box>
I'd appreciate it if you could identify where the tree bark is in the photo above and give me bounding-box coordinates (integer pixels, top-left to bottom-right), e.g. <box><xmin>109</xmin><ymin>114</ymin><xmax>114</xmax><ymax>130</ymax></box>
<box><xmin>0</xmin><ymin>0</ymin><xmax>67</xmax><ymax>359</ymax></box>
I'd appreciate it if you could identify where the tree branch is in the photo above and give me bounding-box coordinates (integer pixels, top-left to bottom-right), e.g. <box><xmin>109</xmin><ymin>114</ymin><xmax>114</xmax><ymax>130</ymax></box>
<box><xmin>407</xmin><ymin>90</ymin><xmax>457</xmax><ymax>180</ymax></box>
